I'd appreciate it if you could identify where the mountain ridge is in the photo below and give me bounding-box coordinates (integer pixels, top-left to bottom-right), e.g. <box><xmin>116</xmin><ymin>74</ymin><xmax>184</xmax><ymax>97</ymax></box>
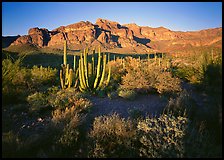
<box><xmin>5</xmin><ymin>18</ymin><xmax>222</xmax><ymax>53</ymax></box>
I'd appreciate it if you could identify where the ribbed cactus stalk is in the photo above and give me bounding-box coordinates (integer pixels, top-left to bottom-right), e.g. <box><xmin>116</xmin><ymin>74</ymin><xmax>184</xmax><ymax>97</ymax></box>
<box><xmin>92</xmin><ymin>50</ymin><xmax>95</xmax><ymax>76</ymax></box>
<box><xmin>93</xmin><ymin>47</ymin><xmax>102</xmax><ymax>89</ymax></box>
<box><xmin>211</xmin><ymin>49</ymin><xmax>214</xmax><ymax>62</ymax></box>
<box><xmin>96</xmin><ymin>54</ymin><xmax>106</xmax><ymax>90</ymax></box>
<box><xmin>64</xmin><ymin>40</ymin><xmax>67</xmax><ymax>65</ymax></box>
<box><xmin>154</xmin><ymin>53</ymin><xmax>157</xmax><ymax>62</ymax></box>
<box><xmin>60</xmin><ymin>64</ymin><xmax>73</xmax><ymax>89</ymax></box>
<box><xmin>106</xmin><ymin>54</ymin><xmax>111</xmax><ymax>86</ymax></box>
<box><xmin>73</xmin><ymin>55</ymin><xmax>76</xmax><ymax>71</ymax></box>
<box><xmin>60</xmin><ymin>70</ymin><xmax>64</xmax><ymax>89</ymax></box>
<box><xmin>67</xmin><ymin>69</ymin><xmax>73</xmax><ymax>88</ymax></box>
<box><xmin>78</xmin><ymin>59</ymin><xmax>85</xmax><ymax>90</ymax></box>
<box><xmin>158</xmin><ymin>58</ymin><xmax>161</xmax><ymax>67</ymax></box>
<box><xmin>59</xmin><ymin>40</ymin><xmax>74</xmax><ymax>89</ymax></box>
<box><xmin>77</xmin><ymin>46</ymin><xmax>111</xmax><ymax>93</ymax></box>
<box><xmin>83</xmin><ymin>48</ymin><xmax>89</xmax><ymax>87</ymax></box>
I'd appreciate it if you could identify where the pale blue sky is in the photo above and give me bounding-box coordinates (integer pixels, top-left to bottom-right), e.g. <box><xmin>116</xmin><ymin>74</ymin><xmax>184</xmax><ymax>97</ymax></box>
<box><xmin>2</xmin><ymin>2</ymin><xmax>222</xmax><ymax>36</ymax></box>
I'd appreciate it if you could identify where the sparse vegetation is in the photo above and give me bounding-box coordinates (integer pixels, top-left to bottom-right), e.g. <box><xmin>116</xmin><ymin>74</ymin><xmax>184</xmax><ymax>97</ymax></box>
<box><xmin>2</xmin><ymin>46</ymin><xmax>222</xmax><ymax>158</ymax></box>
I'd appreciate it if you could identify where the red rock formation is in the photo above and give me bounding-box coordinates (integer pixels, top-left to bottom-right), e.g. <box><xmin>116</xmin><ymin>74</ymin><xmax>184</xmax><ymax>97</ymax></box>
<box><xmin>9</xmin><ymin>18</ymin><xmax>222</xmax><ymax>53</ymax></box>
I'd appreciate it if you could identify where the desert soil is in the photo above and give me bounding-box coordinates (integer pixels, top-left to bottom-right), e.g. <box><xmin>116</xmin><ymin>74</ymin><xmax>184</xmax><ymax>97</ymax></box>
<box><xmin>3</xmin><ymin>81</ymin><xmax>209</xmax><ymax>138</ymax></box>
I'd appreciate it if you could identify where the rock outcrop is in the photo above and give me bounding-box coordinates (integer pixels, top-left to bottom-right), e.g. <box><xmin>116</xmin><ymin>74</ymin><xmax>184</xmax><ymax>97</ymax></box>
<box><xmin>9</xmin><ymin>18</ymin><xmax>222</xmax><ymax>53</ymax></box>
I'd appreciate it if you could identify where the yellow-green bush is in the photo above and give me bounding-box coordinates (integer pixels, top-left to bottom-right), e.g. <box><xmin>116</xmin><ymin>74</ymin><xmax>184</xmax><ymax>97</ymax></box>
<box><xmin>51</xmin><ymin>106</ymin><xmax>84</xmax><ymax>148</ymax></box>
<box><xmin>27</xmin><ymin>92</ymin><xmax>49</xmax><ymax>113</ymax></box>
<box><xmin>47</xmin><ymin>88</ymin><xmax>92</xmax><ymax>112</ymax></box>
<box><xmin>119</xmin><ymin>57</ymin><xmax>181</xmax><ymax>94</ymax></box>
<box><xmin>137</xmin><ymin>113</ymin><xmax>188</xmax><ymax>158</ymax></box>
<box><xmin>2</xmin><ymin>57</ymin><xmax>30</xmax><ymax>104</ymax></box>
<box><xmin>118</xmin><ymin>89</ymin><xmax>137</xmax><ymax>100</ymax></box>
<box><xmin>30</xmin><ymin>65</ymin><xmax>57</xmax><ymax>86</ymax></box>
<box><xmin>163</xmin><ymin>90</ymin><xmax>197</xmax><ymax>118</ymax></box>
<box><xmin>88</xmin><ymin>113</ymin><xmax>138</xmax><ymax>158</ymax></box>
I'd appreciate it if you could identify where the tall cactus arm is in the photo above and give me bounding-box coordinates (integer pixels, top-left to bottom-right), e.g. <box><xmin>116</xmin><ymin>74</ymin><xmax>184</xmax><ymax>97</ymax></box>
<box><xmin>78</xmin><ymin>59</ymin><xmax>86</xmax><ymax>90</ymax></box>
<box><xmin>106</xmin><ymin>62</ymin><xmax>111</xmax><ymax>86</ymax></box>
<box><xmin>80</xmin><ymin>52</ymin><xmax>87</xmax><ymax>88</ymax></box>
<box><xmin>65</xmin><ymin>64</ymin><xmax>69</xmax><ymax>85</ymax></box>
<box><xmin>93</xmin><ymin>47</ymin><xmax>102</xmax><ymax>89</ymax></box>
<box><xmin>96</xmin><ymin>54</ymin><xmax>107</xmax><ymax>90</ymax></box>
<box><xmin>68</xmin><ymin>69</ymin><xmax>73</xmax><ymax>89</ymax></box>
<box><xmin>73</xmin><ymin>55</ymin><xmax>76</xmax><ymax>71</ymax></box>
<box><xmin>84</xmin><ymin>48</ymin><xmax>89</xmax><ymax>88</ymax></box>
<box><xmin>60</xmin><ymin>70</ymin><xmax>64</xmax><ymax>89</ymax></box>
<box><xmin>64</xmin><ymin>40</ymin><xmax>67</xmax><ymax>65</ymax></box>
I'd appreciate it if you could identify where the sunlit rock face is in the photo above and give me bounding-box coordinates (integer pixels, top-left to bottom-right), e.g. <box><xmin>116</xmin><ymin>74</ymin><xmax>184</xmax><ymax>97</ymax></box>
<box><xmin>10</xmin><ymin>18</ymin><xmax>222</xmax><ymax>52</ymax></box>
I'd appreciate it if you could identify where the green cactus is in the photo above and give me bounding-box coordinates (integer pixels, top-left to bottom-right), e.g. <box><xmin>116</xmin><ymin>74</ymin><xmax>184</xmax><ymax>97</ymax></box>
<box><xmin>78</xmin><ymin>46</ymin><xmax>111</xmax><ymax>93</ymax></box>
<box><xmin>59</xmin><ymin>40</ymin><xmax>73</xmax><ymax>89</ymax></box>
<box><xmin>158</xmin><ymin>57</ymin><xmax>161</xmax><ymax>67</ymax></box>
<box><xmin>64</xmin><ymin>40</ymin><xmax>67</xmax><ymax>65</ymax></box>
<box><xmin>60</xmin><ymin>64</ymin><xmax>73</xmax><ymax>89</ymax></box>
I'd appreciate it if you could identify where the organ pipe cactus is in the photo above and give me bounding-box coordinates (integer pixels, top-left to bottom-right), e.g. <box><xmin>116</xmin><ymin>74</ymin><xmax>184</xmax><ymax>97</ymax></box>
<box><xmin>78</xmin><ymin>46</ymin><xmax>111</xmax><ymax>93</ymax></box>
<box><xmin>63</xmin><ymin>40</ymin><xmax>67</xmax><ymax>65</ymax></box>
<box><xmin>59</xmin><ymin>40</ymin><xmax>73</xmax><ymax>89</ymax></box>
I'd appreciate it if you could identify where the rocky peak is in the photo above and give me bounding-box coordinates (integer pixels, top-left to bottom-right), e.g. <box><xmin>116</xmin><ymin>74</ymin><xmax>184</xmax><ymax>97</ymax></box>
<box><xmin>8</xmin><ymin>18</ymin><xmax>222</xmax><ymax>53</ymax></box>
<box><xmin>96</xmin><ymin>18</ymin><xmax>120</xmax><ymax>30</ymax></box>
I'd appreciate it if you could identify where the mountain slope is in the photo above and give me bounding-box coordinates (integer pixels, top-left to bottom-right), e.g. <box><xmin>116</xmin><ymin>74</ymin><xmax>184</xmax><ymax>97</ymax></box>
<box><xmin>6</xmin><ymin>18</ymin><xmax>222</xmax><ymax>53</ymax></box>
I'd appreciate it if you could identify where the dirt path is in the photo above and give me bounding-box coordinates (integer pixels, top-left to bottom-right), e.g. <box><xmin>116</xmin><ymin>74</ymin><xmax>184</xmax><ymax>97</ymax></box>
<box><xmin>87</xmin><ymin>94</ymin><xmax>168</xmax><ymax>119</ymax></box>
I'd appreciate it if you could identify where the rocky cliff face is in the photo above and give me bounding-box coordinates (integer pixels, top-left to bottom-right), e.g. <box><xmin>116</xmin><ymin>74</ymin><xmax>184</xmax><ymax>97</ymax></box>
<box><xmin>10</xmin><ymin>18</ymin><xmax>222</xmax><ymax>53</ymax></box>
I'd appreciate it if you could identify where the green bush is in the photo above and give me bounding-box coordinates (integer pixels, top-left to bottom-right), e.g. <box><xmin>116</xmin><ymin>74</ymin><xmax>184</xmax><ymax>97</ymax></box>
<box><xmin>163</xmin><ymin>90</ymin><xmax>198</xmax><ymax>118</ymax></box>
<box><xmin>88</xmin><ymin>113</ymin><xmax>138</xmax><ymax>158</ymax></box>
<box><xmin>2</xmin><ymin>131</ymin><xmax>21</xmax><ymax>158</ymax></box>
<box><xmin>30</xmin><ymin>65</ymin><xmax>57</xmax><ymax>87</ymax></box>
<box><xmin>118</xmin><ymin>89</ymin><xmax>137</xmax><ymax>100</ymax></box>
<box><xmin>2</xmin><ymin>56</ymin><xmax>31</xmax><ymax>104</ymax></box>
<box><xmin>47</xmin><ymin>88</ymin><xmax>92</xmax><ymax>112</ymax></box>
<box><xmin>137</xmin><ymin>113</ymin><xmax>188</xmax><ymax>158</ymax></box>
<box><xmin>49</xmin><ymin>106</ymin><xmax>86</xmax><ymax>157</ymax></box>
<box><xmin>119</xmin><ymin>57</ymin><xmax>181</xmax><ymax>95</ymax></box>
<box><xmin>27</xmin><ymin>92</ymin><xmax>49</xmax><ymax>113</ymax></box>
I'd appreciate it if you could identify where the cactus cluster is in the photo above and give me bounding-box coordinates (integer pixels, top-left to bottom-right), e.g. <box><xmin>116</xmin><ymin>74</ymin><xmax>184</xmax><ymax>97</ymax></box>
<box><xmin>78</xmin><ymin>47</ymin><xmax>111</xmax><ymax>93</ymax></box>
<box><xmin>60</xmin><ymin>40</ymin><xmax>73</xmax><ymax>89</ymax></box>
<box><xmin>59</xmin><ymin>40</ymin><xmax>111</xmax><ymax>93</ymax></box>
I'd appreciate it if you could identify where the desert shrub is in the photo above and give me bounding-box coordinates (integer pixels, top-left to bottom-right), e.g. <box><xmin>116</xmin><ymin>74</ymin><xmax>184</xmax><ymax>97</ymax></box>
<box><xmin>154</xmin><ymin>71</ymin><xmax>182</xmax><ymax>94</ymax></box>
<box><xmin>137</xmin><ymin>113</ymin><xmax>188</xmax><ymax>158</ymax></box>
<box><xmin>202</xmin><ymin>54</ymin><xmax>222</xmax><ymax>93</ymax></box>
<box><xmin>173</xmin><ymin>51</ymin><xmax>222</xmax><ymax>88</ymax></box>
<box><xmin>163</xmin><ymin>90</ymin><xmax>197</xmax><ymax>119</ymax></box>
<box><xmin>108</xmin><ymin>58</ymin><xmax>126</xmax><ymax>88</ymax></box>
<box><xmin>183</xmin><ymin>121</ymin><xmax>222</xmax><ymax>158</ymax></box>
<box><xmin>51</xmin><ymin>106</ymin><xmax>83</xmax><ymax>146</ymax></box>
<box><xmin>49</xmin><ymin>106</ymin><xmax>86</xmax><ymax>157</ymax></box>
<box><xmin>47</xmin><ymin>88</ymin><xmax>92</xmax><ymax>112</ymax></box>
<box><xmin>128</xmin><ymin>107</ymin><xmax>144</xmax><ymax>120</ymax></box>
<box><xmin>120</xmin><ymin>57</ymin><xmax>155</xmax><ymax>93</ymax></box>
<box><xmin>173</xmin><ymin>66</ymin><xmax>202</xmax><ymax>84</ymax></box>
<box><xmin>30</xmin><ymin>65</ymin><xmax>58</xmax><ymax>87</ymax></box>
<box><xmin>88</xmin><ymin>113</ymin><xmax>138</xmax><ymax>158</ymax></box>
<box><xmin>118</xmin><ymin>88</ymin><xmax>137</xmax><ymax>100</ymax></box>
<box><xmin>2</xmin><ymin>56</ymin><xmax>31</xmax><ymax>104</ymax></box>
<box><xmin>27</xmin><ymin>92</ymin><xmax>49</xmax><ymax>113</ymax></box>
<box><xmin>120</xmin><ymin>57</ymin><xmax>181</xmax><ymax>95</ymax></box>
<box><xmin>2</xmin><ymin>131</ymin><xmax>21</xmax><ymax>158</ymax></box>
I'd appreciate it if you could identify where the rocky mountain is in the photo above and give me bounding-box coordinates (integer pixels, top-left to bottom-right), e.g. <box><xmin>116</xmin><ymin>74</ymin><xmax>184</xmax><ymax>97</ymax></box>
<box><xmin>2</xmin><ymin>35</ymin><xmax>20</xmax><ymax>48</ymax></box>
<box><xmin>8</xmin><ymin>18</ymin><xmax>222</xmax><ymax>53</ymax></box>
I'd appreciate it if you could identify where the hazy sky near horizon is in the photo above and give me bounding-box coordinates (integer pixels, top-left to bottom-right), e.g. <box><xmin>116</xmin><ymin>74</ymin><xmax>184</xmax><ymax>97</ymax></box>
<box><xmin>2</xmin><ymin>2</ymin><xmax>222</xmax><ymax>36</ymax></box>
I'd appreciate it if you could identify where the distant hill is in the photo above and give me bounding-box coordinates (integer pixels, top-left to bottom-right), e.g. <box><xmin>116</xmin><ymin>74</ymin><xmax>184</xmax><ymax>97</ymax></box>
<box><xmin>3</xmin><ymin>18</ymin><xmax>222</xmax><ymax>54</ymax></box>
<box><xmin>2</xmin><ymin>35</ymin><xmax>20</xmax><ymax>48</ymax></box>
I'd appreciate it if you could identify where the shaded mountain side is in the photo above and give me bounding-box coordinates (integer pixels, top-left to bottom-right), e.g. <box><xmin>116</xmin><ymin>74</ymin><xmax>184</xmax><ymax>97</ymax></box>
<box><xmin>2</xmin><ymin>36</ymin><xmax>20</xmax><ymax>48</ymax></box>
<box><xmin>4</xmin><ymin>18</ymin><xmax>222</xmax><ymax>54</ymax></box>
